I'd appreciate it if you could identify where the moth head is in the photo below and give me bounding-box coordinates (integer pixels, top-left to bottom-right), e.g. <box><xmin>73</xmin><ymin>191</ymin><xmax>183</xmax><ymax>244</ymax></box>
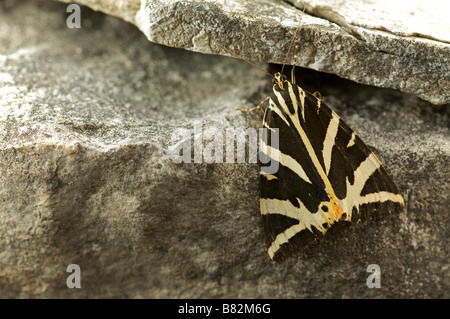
<box><xmin>273</xmin><ymin>72</ymin><xmax>288</xmax><ymax>90</ymax></box>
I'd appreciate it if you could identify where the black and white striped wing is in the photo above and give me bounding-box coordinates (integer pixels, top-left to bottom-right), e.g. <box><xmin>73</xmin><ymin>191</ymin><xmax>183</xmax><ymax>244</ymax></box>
<box><xmin>260</xmin><ymin>82</ymin><xmax>404</xmax><ymax>263</ymax></box>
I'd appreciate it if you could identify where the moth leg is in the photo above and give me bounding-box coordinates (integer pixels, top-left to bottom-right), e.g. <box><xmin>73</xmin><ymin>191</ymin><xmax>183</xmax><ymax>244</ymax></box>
<box><xmin>237</xmin><ymin>96</ymin><xmax>269</xmax><ymax>114</ymax></box>
<box><xmin>312</xmin><ymin>91</ymin><xmax>323</xmax><ymax>102</ymax></box>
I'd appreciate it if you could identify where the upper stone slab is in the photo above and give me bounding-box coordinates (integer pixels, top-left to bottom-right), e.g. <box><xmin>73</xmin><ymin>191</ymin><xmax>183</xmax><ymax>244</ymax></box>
<box><xmin>59</xmin><ymin>0</ymin><xmax>450</xmax><ymax>104</ymax></box>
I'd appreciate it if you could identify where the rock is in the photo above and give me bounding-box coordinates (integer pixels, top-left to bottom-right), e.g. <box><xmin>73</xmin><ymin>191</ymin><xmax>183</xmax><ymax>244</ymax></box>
<box><xmin>54</xmin><ymin>0</ymin><xmax>450</xmax><ymax>105</ymax></box>
<box><xmin>0</xmin><ymin>0</ymin><xmax>448</xmax><ymax>298</ymax></box>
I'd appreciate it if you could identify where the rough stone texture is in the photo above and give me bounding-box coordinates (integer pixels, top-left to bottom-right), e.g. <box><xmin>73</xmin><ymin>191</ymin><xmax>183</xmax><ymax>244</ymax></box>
<box><xmin>289</xmin><ymin>0</ymin><xmax>450</xmax><ymax>43</ymax></box>
<box><xmin>0</xmin><ymin>1</ymin><xmax>449</xmax><ymax>298</ymax></box>
<box><xmin>55</xmin><ymin>0</ymin><xmax>450</xmax><ymax>105</ymax></box>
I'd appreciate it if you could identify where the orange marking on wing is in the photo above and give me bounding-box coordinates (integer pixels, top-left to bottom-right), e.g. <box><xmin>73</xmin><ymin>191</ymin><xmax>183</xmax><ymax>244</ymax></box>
<box><xmin>333</xmin><ymin>203</ymin><xmax>344</xmax><ymax>221</ymax></box>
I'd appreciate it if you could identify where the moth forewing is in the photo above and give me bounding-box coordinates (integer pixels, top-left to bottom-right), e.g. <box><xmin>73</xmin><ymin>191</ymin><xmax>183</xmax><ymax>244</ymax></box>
<box><xmin>260</xmin><ymin>79</ymin><xmax>404</xmax><ymax>263</ymax></box>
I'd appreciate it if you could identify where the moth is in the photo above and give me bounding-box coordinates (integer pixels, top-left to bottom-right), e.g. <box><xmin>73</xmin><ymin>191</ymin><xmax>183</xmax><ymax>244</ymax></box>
<box><xmin>214</xmin><ymin>12</ymin><xmax>404</xmax><ymax>263</ymax></box>
<box><xmin>259</xmin><ymin>71</ymin><xmax>404</xmax><ymax>263</ymax></box>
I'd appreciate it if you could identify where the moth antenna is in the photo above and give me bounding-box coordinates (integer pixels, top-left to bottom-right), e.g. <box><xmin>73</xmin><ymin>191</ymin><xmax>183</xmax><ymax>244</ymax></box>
<box><xmin>290</xmin><ymin>22</ymin><xmax>302</xmax><ymax>85</ymax></box>
<box><xmin>211</xmin><ymin>39</ymin><xmax>274</xmax><ymax>79</ymax></box>
<box><xmin>280</xmin><ymin>7</ymin><xmax>306</xmax><ymax>84</ymax></box>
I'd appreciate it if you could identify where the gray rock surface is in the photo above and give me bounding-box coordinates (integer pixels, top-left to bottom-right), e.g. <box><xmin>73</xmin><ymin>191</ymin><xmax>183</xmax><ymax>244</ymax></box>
<box><xmin>0</xmin><ymin>1</ymin><xmax>449</xmax><ymax>298</ymax></box>
<box><xmin>55</xmin><ymin>0</ymin><xmax>450</xmax><ymax>105</ymax></box>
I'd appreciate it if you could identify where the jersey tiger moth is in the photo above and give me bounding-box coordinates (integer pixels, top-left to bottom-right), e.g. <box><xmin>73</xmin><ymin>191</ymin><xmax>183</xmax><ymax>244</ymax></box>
<box><xmin>213</xmin><ymin>11</ymin><xmax>404</xmax><ymax>263</ymax></box>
